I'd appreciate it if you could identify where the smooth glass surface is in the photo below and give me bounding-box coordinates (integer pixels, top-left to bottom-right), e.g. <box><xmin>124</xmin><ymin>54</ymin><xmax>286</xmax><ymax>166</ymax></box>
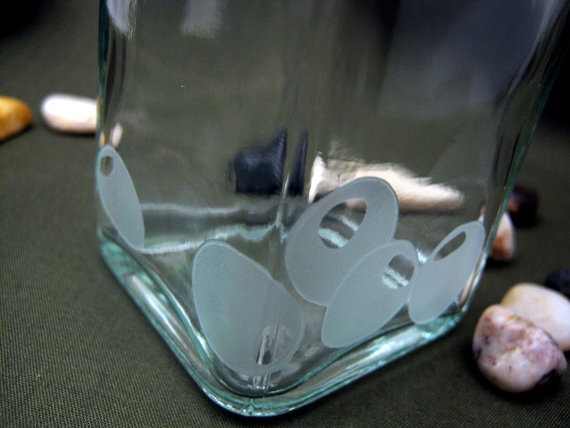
<box><xmin>96</xmin><ymin>0</ymin><xmax>569</xmax><ymax>416</ymax></box>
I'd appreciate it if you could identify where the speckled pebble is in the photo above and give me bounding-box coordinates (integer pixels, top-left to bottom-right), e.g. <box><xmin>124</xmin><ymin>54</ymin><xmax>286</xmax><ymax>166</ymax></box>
<box><xmin>489</xmin><ymin>212</ymin><xmax>515</xmax><ymax>263</ymax></box>
<box><xmin>501</xmin><ymin>283</ymin><xmax>570</xmax><ymax>351</ymax></box>
<box><xmin>544</xmin><ymin>267</ymin><xmax>570</xmax><ymax>299</ymax></box>
<box><xmin>0</xmin><ymin>95</ymin><xmax>32</xmax><ymax>141</ymax></box>
<box><xmin>41</xmin><ymin>93</ymin><xmax>96</xmax><ymax>134</ymax></box>
<box><xmin>473</xmin><ymin>305</ymin><xmax>566</xmax><ymax>393</ymax></box>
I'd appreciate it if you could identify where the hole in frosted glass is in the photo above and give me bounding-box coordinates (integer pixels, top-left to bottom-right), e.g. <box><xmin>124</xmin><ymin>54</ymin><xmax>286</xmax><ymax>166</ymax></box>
<box><xmin>382</xmin><ymin>254</ymin><xmax>415</xmax><ymax>289</ymax></box>
<box><xmin>318</xmin><ymin>199</ymin><xmax>366</xmax><ymax>249</ymax></box>
<box><xmin>435</xmin><ymin>231</ymin><xmax>466</xmax><ymax>261</ymax></box>
<box><xmin>100</xmin><ymin>154</ymin><xmax>114</xmax><ymax>176</ymax></box>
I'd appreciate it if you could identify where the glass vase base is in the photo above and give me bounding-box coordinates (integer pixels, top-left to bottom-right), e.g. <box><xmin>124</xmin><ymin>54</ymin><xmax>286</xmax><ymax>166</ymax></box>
<box><xmin>98</xmin><ymin>230</ymin><xmax>464</xmax><ymax>417</ymax></box>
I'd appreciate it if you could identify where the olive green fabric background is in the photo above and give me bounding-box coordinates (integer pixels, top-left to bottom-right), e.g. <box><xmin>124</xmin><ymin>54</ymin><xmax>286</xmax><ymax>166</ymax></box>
<box><xmin>2</xmin><ymin>2</ymin><xmax>569</xmax><ymax>426</ymax></box>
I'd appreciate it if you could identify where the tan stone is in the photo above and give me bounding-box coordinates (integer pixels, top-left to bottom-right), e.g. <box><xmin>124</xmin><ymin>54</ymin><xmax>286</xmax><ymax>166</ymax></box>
<box><xmin>501</xmin><ymin>283</ymin><xmax>570</xmax><ymax>351</ymax></box>
<box><xmin>0</xmin><ymin>96</ymin><xmax>33</xmax><ymax>141</ymax></box>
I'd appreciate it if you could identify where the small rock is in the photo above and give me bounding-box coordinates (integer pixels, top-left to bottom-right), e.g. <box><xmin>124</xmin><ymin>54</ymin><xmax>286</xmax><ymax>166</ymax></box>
<box><xmin>0</xmin><ymin>95</ymin><xmax>32</xmax><ymax>141</ymax></box>
<box><xmin>507</xmin><ymin>184</ymin><xmax>539</xmax><ymax>228</ymax></box>
<box><xmin>308</xmin><ymin>156</ymin><xmax>464</xmax><ymax>212</ymax></box>
<box><xmin>501</xmin><ymin>283</ymin><xmax>570</xmax><ymax>351</ymax></box>
<box><xmin>544</xmin><ymin>267</ymin><xmax>570</xmax><ymax>299</ymax></box>
<box><xmin>232</xmin><ymin>130</ymin><xmax>286</xmax><ymax>195</ymax></box>
<box><xmin>41</xmin><ymin>93</ymin><xmax>96</xmax><ymax>134</ymax></box>
<box><xmin>473</xmin><ymin>305</ymin><xmax>567</xmax><ymax>393</ymax></box>
<box><xmin>489</xmin><ymin>212</ymin><xmax>515</xmax><ymax>263</ymax></box>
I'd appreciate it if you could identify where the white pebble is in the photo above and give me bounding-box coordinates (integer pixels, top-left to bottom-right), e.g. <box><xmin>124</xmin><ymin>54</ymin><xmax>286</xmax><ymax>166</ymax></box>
<box><xmin>41</xmin><ymin>93</ymin><xmax>96</xmax><ymax>134</ymax></box>
<box><xmin>473</xmin><ymin>305</ymin><xmax>566</xmax><ymax>393</ymax></box>
<box><xmin>501</xmin><ymin>283</ymin><xmax>570</xmax><ymax>351</ymax></box>
<box><xmin>308</xmin><ymin>156</ymin><xmax>464</xmax><ymax>212</ymax></box>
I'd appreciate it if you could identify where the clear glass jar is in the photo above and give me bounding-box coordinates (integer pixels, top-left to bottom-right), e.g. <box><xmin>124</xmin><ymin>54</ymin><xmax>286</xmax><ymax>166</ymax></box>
<box><xmin>96</xmin><ymin>0</ymin><xmax>569</xmax><ymax>416</ymax></box>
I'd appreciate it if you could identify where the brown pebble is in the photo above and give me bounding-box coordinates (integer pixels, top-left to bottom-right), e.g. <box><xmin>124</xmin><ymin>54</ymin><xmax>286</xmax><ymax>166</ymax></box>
<box><xmin>0</xmin><ymin>96</ymin><xmax>32</xmax><ymax>141</ymax></box>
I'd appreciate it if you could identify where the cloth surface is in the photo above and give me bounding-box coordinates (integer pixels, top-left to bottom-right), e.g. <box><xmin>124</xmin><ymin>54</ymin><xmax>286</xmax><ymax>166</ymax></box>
<box><xmin>2</xmin><ymin>2</ymin><xmax>569</xmax><ymax>426</ymax></box>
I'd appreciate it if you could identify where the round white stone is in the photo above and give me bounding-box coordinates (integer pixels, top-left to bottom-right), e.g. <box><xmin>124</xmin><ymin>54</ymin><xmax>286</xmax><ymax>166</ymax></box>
<box><xmin>501</xmin><ymin>282</ymin><xmax>570</xmax><ymax>351</ymax></box>
<box><xmin>41</xmin><ymin>93</ymin><xmax>96</xmax><ymax>134</ymax></box>
<box><xmin>473</xmin><ymin>305</ymin><xmax>567</xmax><ymax>393</ymax></box>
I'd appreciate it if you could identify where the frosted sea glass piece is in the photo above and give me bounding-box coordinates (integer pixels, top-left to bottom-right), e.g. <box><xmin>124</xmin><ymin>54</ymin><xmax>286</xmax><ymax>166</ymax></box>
<box><xmin>321</xmin><ymin>240</ymin><xmax>418</xmax><ymax>348</ymax></box>
<box><xmin>96</xmin><ymin>145</ymin><xmax>145</xmax><ymax>249</ymax></box>
<box><xmin>408</xmin><ymin>221</ymin><xmax>486</xmax><ymax>324</ymax></box>
<box><xmin>285</xmin><ymin>177</ymin><xmax>399</xmax><ymax>306</ymax></box>
<box><xmin>192</xmin><ymin>241</ymin><xmax>305</xmax><ymax>376</ymax></box>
